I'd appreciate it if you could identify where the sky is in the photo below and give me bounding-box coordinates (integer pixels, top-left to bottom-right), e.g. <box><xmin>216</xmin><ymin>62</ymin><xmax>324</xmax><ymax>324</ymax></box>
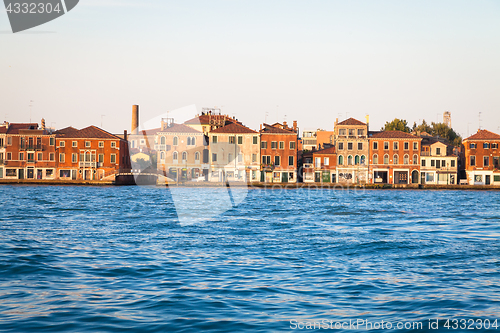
<box><xmin>1</xmin><ymin>0</ymin><xmax>499</xmax><ymax>138</ymax></box>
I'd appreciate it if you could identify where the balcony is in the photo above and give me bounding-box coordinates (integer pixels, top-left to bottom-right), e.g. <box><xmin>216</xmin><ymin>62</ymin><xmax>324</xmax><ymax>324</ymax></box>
<box><xmin>421</xmin><ymin>152</ymin><xmax>431</xmax><ymax>156</ymax></box>
<box><xmin>303</xmin><ymin>163</ymin><xmax>314</xmax><ymax>168</ymax></box>
<box><xmin>19</xmin><ymin>144</ymin><xmax>43</xmax><ymax>151</ymax></box>
<box><xmin>27</xmin><ymin>159</ymin><xmax>35</xmax><ymax>163</ymax></box>
<box><xmin>79</xmin><ymin>162</ymin><xmax>97</xmax><ymax>168</ymax></box>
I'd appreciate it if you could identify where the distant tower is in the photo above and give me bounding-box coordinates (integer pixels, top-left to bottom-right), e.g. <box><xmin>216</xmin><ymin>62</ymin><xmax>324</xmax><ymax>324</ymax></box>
<box><xmin>41</xmin><ymin>118</ymin><xmax>46</xmax><ymax>130</ymax></box>
<box><xmin>443</xmin><ymin>111</ymin><xmax>451</xmax><ymax>128</ymax></box>
<box><xmin>131</xmin><ymin>105</ymin><xmax>139</xmax><ymax>135</ymax></box>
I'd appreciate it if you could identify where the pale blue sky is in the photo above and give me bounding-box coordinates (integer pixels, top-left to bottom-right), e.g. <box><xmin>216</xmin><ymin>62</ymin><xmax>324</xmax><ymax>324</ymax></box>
<box><xmin>1</xmin><ymin>0</ymin><xmax>499</xmax><ymax>137</ymax></box>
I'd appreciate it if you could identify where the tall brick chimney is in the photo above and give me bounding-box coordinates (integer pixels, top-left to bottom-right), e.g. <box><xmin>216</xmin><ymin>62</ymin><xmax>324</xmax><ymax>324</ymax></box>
<box><xmin>293</xmin><ymin>120</ymin><xmax>297</xmax><ymax>132</ymax></box>
<box><xmin>131</xmin><ymin>105</ymin><xmax>139</xmax><ymax>135</ymax></box>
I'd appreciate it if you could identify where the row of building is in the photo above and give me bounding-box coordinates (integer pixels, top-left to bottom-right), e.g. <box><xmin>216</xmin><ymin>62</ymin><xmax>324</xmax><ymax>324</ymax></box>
<box><xmin>1</xmin><ymin>106</ymin><xmax>499</xmax><ymax>186</ymax></box>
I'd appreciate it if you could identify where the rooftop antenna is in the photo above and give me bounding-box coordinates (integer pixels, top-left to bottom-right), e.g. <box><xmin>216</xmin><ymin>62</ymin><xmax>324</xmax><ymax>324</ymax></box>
<box><xmin>101</xmin><ymin>115</ymin><xmax>105</xmax><ymax>128</ymax></box>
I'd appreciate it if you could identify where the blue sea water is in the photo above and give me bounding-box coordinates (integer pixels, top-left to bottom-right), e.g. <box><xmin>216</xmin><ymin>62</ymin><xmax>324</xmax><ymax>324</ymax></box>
<box><xmin>1</xmin><ymin>185</ymin><xmax>500</xmax><ymax>332</ymax></box>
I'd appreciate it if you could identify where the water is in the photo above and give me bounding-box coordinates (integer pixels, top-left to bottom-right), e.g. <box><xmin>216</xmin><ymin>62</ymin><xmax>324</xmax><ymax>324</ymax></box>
<box><xmin>1</xmin><ymin>186</ymin><xmax>500</xmax><ymax>332</ymax></box>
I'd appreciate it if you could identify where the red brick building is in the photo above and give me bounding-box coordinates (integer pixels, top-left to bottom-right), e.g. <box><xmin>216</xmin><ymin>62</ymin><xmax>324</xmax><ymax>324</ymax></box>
<box><xmin>259</xmin><ymin>121</ymin><xmax>298</xmax><ymax>183</ymax></box>
<box><xmin>54</xmin><ymin>126</ymin><xmax>131</xmax><ymax>181</ymax></box>
<box><xmin>462</xmin><ymin>129</ymin><xmax>500</xmax><ymax>185</ymax></box>
<box><xmin>369</xmin><ymin>131</ymin><xmax>422</xmax><ymax>184</ymax></box>
<box><xmin>302</xmin><ymin>146</ymin><xmax>337</xmax><ymax>183</ymax></box>
<box><xmin>0</xmin><ymin>122</ymin><xmax>57</xmax><ymax>180</ymax></box>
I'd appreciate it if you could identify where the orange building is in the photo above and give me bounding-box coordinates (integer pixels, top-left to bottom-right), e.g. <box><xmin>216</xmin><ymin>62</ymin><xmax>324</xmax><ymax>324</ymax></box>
<box><xmin>369</xmin><ymin>131</ymin><xmax>422</xmax><ymax>184</ymax></box>
<box><xmin>302</xmin><ymin>146</ymin><xmax>337</xmax><ymax>183</ymax></box>
<box><xmin>259</xmin><ymin>121</ymin><xmax>298</xmax><ymax>183</ymax></box>
<box><xmin>54</xmin><ymin>126</ymin><xmax>131</xmax><ymax>181</ymax></box>
<box><xmin>462</xmin><ymin>129</ymin><xmax>500</xmax><ymax>185</ymax></box>
<box><xmin>0</xmin><ymin>121</ymin><xmax>57</xmax><ymax>180</ymax></box>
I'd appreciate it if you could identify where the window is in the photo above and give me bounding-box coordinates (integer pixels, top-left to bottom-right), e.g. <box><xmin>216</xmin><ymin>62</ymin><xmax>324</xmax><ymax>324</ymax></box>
<box><xmin>290</xmin><ymin>141</ymin><xmax>295</xmax><ymax>149</ymax></box>
<box><xmin>470</xmin><ymin>156</ymin><xmax>476</xmax><ymax>166</ymax></box>
<box><xmin>349</xmin><ymin>129</ymin><xmax>355</xmax><ymax>136</ymax></box>
<box><xmin>358</xmin><ymin>143</ymin><xmax>363</xmax><ymax>150</ymax></box>
<box><xmin>384</xmin><ymin>142</ymin><xmax>389</xmax><ymax>150</ymax></box>
<box><xmin>274</xmin><ymin>155</ymin><xmax>280</xmax><ymax>166</ymax></box>
<box><xmin>403</xmin><ymin>154</ymin><xmax>409</xmax><ymax>165</ymax></box>
<box><xmin>7</xmin><ymin>152</ymin><xmax>11</xmax><ymax>160</ymax></box>
<box><xmin>469</xmin><ymin>143</ymin><xmax>476</xmax><ymax>149</ymax></box>
<box><xmin>271</xmin><ymin>141</ymin><xmax>277</xmax><ymax>149</ymax></box>
<box><xmin>338</xmin><ymin>142</ymin><xmax>344</xmax><ymax>150</ymax></box>
<box><xmin>383</xmin><ymin>154</ymin><xmax>389</xmax><ymax>165</ymax></box>
<box><xmin>404</xmin><ymin>142</ymin><xmax>409</xmax><ymax>150</ymax></box>
<box><xmin>413</xmin><ymin>155</ymin><xmax>418</xmax><ymax>165</ymax></box>
<box><xmin>474</xmin><ymin>175</ymin><xmax>483</xmax><ymax>183</ymax></box>
<box><xmin>229</xmin><ymin>136</ymin><xmax>235</xmax><ymax>144</ymax></box>
<box><xmin>195</xmin><ymin>152</ymin><xmax>200</xmax><ymax>162</ymax></box>
<box><xmin>289</xmin><ymin>156</ymin><xmax>294</xmax><ymax>166</ymax></box>
<box><xmin>238</xmin><ymin>154</ymin><xmax>243</xmax><ymax>163</ymax></box>
<box><xmin>59</xmin><ymin>153</ymin><xmax>65</xmax><ymax>163</ymax></box>
<box><xmin>484</xmin><ymin>156</ymin><xmax>490</xmax><ymax>167</ymax></box>
<box><xmin>495</xmin><ymin>175</ymin><xmax>500</xmax><ymax>182</ymax></box>
<box><xmin>339</xmin><ymin>129</ymin><xmax>346</xmax><ymax>136</ymax></box>
<box><xmin>360</xmin><ymin>155</ymin><xmax>366</xmax><ymax>165</ymax></box>
<box><xmin>358</xmin><ymin>129</ymin><xmax>364</xmax><ymax>136</ymax></box>
<box><xmin>237</xmin><ymin>136</ymin><xmax>243</xmax><ymax>145</ymax></box>
<box><xmin>59</xmin><ymin>141</ymin><xmax>65</xmax><ymax>147</ymax></box>
<box><xmin>110</xmin><ymin>141</ymin><xmax>116</xmax><ymax>148</ymax></box>
<box><xmin>72</xmin><ymin>153</ymin><xmax>77</xmax><ymax>163</ymax></box>
<box><xmin>338</xmin><ymin>155</ymin><xmax>344</xmax><ymax>165</ymax></box>
<box><xmin>189</xmin><ymin>137</ymin><xmax>196</xmax><ymax>146</ymax></box>
<box><xmin>49</xmin><ymin>137</ymin><xmax>54</xmax><ymax>146</ymax></box>
<box><xmin>373</xmin><ymin>154</ymin><xmax>378</xmax><ymax>164</ymax></box>
<box><xmin>49</xmin><ymin>153</ymin><xmax>55</xmax><ymax>161</ymax></box>
<box><xmin>19</xmin><ymin>152</ymin><xmax>24</xmax><ymax>160</ymax></box>
<box><xmin>187</xmin><ymin>137</ymin><xmax>192</xmax><ymax>146</ymax></box>
<box><xmin>212</xmin><ymin>153</ymin><xmax>217</xmax><ymax>162</ymax></box>
<box><xmin>436</xmin><ymin>160</ymin><xmax>441</xmax><ymax>169</ymax></box>
<box><xmin>451</xmin><ymin>160</ymin><xmax>455</xmax><ymax>168</ymax></box>
<box><xmin>422</xmin><ymin>159</ymin><xmax>426</xmax><ymax>167</ymax></box>
<box><xmin>348</xmin><ymin>155</ymin><xmax>353</xmax><ymax>165</ymax></box>
<box><xmin>431</xmin><ymin>160</ymin><xmax>435</xmax><ymax>167</ymax></box>
<box><xmin>73</xmin><ymin>141</ymin><xmax>78</xmax><ymax>147</ymax></box>
<box><xmin>253</xmin><ymin>136</ymin><xmax>258</xmax><ymax>145</ymax></box>
<box><xmin>492</xmin><ymin>143</ymin><xmax>498</xmax><ymax>149</ymax></box>
<box><xmin>212</xmin><ymin>136</ymin><xmax>218</xmax><ymax>144</ymax></box>
<box><xmin>393</xmin><ymin>154</ymin><xmax>399</xmax><ymax>165</ymax></box>
<box><xmin>182</xmin><ymin>152</ymin><xmax>187</xmax><ymax>161</ymax></box>
<box><xmin>324</xmin><ymin>157</ymin><xmax>329</xmax><ymax>165</ymax></box>
<box><xmin>0</xmin><ymin>138</ymin><xmax>3</xmax><ymax>147</ymax></box>
<box><xmin>484</xmin><ymin>143</ymin><xmax>490</xmax><ymax>149</ymax></box>
<box><xmin>279</xmin><ymin>141</ymin><xmax>284</xmax><ymax>150</ymax></box>
<box><xmin>99</xmin><ymin>154</ymin><xmax>104</xmax><ymax>163</ymax></box>
<box><xmin>173</xmin><ymin>137</ymin><xmax>179</xmax><ymax>146</ymax></box>
<box><xmin>85</xmin><ymin>141</ymin><xmax>91</xmax><ymax>148</ymax></box>
<box><xmin>99</xmin><ymin>141</ymin><xmax>104</xmax><ymax>148</ymax></box>
<box><xmin>160</xmin><ymin>136</ymin><xmax>166</xmax><ymax>145</ymax></box>
<box><xmin>413</xmin><ymin>142</ymin><xmax>418</xmax><ymax>150</ymax></box>
<box><xmin>110</xmin><ymin>154</ymin><xmax>116</xmax><ymax>164</ymax></box>
<box><xmin>173</xmin><ymin>152</ymin><xmax>178</xmax><ymax>161</ymax></box>
<box><xmin>261</xmin><ymin>141</ymin><xmax>268</xmax><ymax>149</ymax></box>
<box><xmin>354</xmin><ymin>155</ymin><xmax>360</xmax><ymax>165</ymax></box>
<box><xmin>27</xmin><ymin>153</ymin><xmax>34</xmax><ymax>162</ymax></box>
<box><xmin>262</xmin><ymin>155</ymin><xmax>271</xmax><ymax>164</ymax></box>
<box><xmin>494</xmin><ymin>157</ymin><xmax>499</xmax><ymax>168</ymax></box>
<box><xmin>252</xmin><ymin>154</ymin><xmax>257</xmax><ymax>163</ymax></box>
<box><xmin>373</xmin><ymin>142</ymin><xmax>378</xmax><ymax>150</ymax></box>
<box><xmin>426</xmin><ymin>173</ymin><xmax>434</xmax><ymax>182</ymax></box>
<box><xmin>315</xmin><ymin>157</ymin><xmax>321</xmax><ymax>168</ymax></box>
<box><xmin>393</xmin><ymin>142</ymin><xmax>399</xmax><ymax>150</ymax></box>
<box><xmin>59</xmin><ymin>170</ymin><xmax>71</xmax><ymax>178</ymax></box>
<box><xmin>436</xmin><ymin>147</ymin><xmax>441</xmax><ymax>155</ymax></box>
<box><xmin>347</xmin><ymin>142</ymin><xmax>353</xmax><ymax>150</ymax></box>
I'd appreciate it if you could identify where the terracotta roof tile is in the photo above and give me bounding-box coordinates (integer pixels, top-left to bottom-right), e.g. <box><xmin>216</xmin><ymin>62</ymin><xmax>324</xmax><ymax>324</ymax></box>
<box><xmin>4</xmin><ymin>123</ymin><xmax>39</xmax><ymax>134</ymax></box>
<box><xmin>370</xmin><ymin>131</ymin><xmax>420</xmax><ymax>139</ymax></box>
<box><xmin>55</xmin><ymin>126</ymin><xmax>122</xmax><ymax>139</ymax></box>
<box><xmin>260</xmin><ymin>123</ymin><xmax>296</xmax><ymax>134</ymax></box>
<box><xmin>210</xmin><ymin>122</ymin><xmax>257</xmax><ymax>134</ymax></box>
<box><xmin>337</xmin><ymin>118</ymin><xmax>366</xmax><ymax>126</ymax></box>
<box><xmin>158</xmin><ymin>123</ymin><xmax>202</xmax><ymax>134</ymax></box>
<box><xmin>313</xmin><ymin>146</ymin><xmax>336</xmax><ymax>154</ymax></box>
<box><xmin>184</xmin><ymin>114</ymin><xmax>235</xmax><ymax>125</ymax></box>
<box><xmin>464</xmin><ymin>129</ymin><xmax>500</xmax><ymax>141</ymax></box>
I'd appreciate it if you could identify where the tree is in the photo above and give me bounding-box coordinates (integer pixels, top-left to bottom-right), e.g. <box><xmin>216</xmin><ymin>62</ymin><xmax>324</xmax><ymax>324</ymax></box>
<box><xmin>412</xmin><ymin>119</ymin><xmax>432</xmax><ymax>134</ymax></box>
<box><xmin>411</xmin><ymin>119</ymin><xmax>462</xmax><ymax>146</ymax></box>
<box><xmin>381</xmin><ymin>118</ymin><xmax>411</xmax><ymax>133</ymax></box>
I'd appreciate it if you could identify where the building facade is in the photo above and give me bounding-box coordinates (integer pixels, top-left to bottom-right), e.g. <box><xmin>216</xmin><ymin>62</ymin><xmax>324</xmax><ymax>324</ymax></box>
<box><xmin>420</xmin><ymin>139</ymin><xmax>458</xmax><ymax>185</ymax></box>
<box><xmin>259</xmin><ymin>122</ymin><xmax>298</xmax><ymax>183</ymax></box>
<box><xmin>369</xmin><ymin>131</ymin><xmax>422</xmax><ymax>184</ymax></box>
<box><xmin>334</xmin><ymin>118</ymin><xmax>369</xmax><ymax>184</ymax></box>
<box><xmin>302</xmin><ymin>146</ymin><xmax>337</xmax><ymax>183</ymax></box>
<box><xmin>462</xmin><ymin>130</ymin><xmax>500</xmax><ymax>185</ymax></box>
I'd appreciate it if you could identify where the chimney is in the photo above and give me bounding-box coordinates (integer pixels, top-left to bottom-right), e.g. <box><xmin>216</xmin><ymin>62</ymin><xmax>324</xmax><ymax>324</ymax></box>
<box><xmin>293</xmin><ymin>120</ymin><xmax>297</xmax><ymax>132</ymax></box>
<box><xmin>365</xmin><ymin>115</ymin><xmax>370</xmax><ymax>129</ymax></box>
<box><xmin>131</xmin><ymin>105</ymin><xmax>139</xmax><ymax>135</ymax></box>
<box><xmin>161</xmin><ymin>119</ymin><xmax>166</xmax><ymax>131</ymax></box>
<box><xmin>283</xmin><ymin>121</ymin><xmax>287</xmax><ymax>128</ymax></box>
<box><xmin>260</xmin><ymin>124</ymin><xmax>262</xmax><ymax>131</ymax></box>
<box><xmin>124</xmin><ymin>129</ymin><xmax>128</xmax><ymax>141</ymax></box>
<box><xmin>41</xmin><ymin>118</ymin><xmax>46</xmax><ymax>130</ymax></box>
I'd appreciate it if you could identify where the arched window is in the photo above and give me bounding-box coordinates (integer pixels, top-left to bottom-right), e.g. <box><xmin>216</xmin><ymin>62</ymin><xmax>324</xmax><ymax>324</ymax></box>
<box><xmin>160</xmin><ymin>136</ymin><xmax>166</xmax><ymax>145</ymax></box>
<box><xmin>85</xmin><ymin>151</ymin><xmax>91</xmax><ymax>162</ymax></box>
<box><xmin>173</xmin><ymin>136</ymin><xmax>179</xmax><ymax>146</ymax></box>
<box><xmin>393</xmin><ymin>154</ymin><xmax>399</xmax><ymax>165</ymax></box>
<box><xmin>354</xmin><ymin>155</ymin><xmax>360</xmax><ymax>165</ymax></box>
<box><xmin>360</xmin><ymin>155</ymin><xmax>366</xmax><ymax>165</ymax></box>
<box><xmin>182</xmin><ymin>152</ymin><xmax>187</xmax><ymax>161</ymax></box>
<box><xmin>384</xmin><ymin>154</ymin><xmax>389</xmax><ymax>165</ymax></box>
<box><xmin>160</xmin><ymin>152</ymin><xmax>165</xmax><ymax>160</ymax></box>
<box><xmin>187</xmin><ymin>137</ymin><xmax>191</xmax><ymax>146</ymax></box>
<box><xmin>348</xmin><ymin>155</ymin><xmax>353</xmax><ymax>165</ymax></box>
<box><xmin>404</xmin><ymin>154</ymin><xmax>409</xmax><ymax>165</ymax></box>
<box><xmin>195</xmin><ymin>152</ymin><xmax>200</xmax><ymax>161</ymax></box>
<box><xmin>173</xmin><ymin>152</ymin><xmax>178</xmax><ymax>161</ymax></box>
<box><xmin>413</xmin><ymin>154</ymin><xmax>418</xmax><ymax>165</ymax></box>
<box><xmin>373</xmin><ymin>154</ymin><xmax>378</xmax><ymax>165</ymax></box>
<box><xmin>338</xmin><ymin>155</ymin><xmax>344</xmax><ymax>165</ymax></box>
<box><xmin>191</xmin><ymin>137</ymin><xmax>196</xmax><ymax>146</ymax></box>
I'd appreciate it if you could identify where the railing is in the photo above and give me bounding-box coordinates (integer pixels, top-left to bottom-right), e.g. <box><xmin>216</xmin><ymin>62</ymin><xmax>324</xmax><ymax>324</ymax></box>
<box><xmin>79</xmin><ymin>162</ymin><xmax>97</xmax><ymax>168</ymax></box>
<box><xmin>27</xmin><ymin>159</ymin><xmax>35</xmax><ymax>163</ymax></box>
<box><xmin>421</xmin><ymin>152</ymin><xmax>431</xmax><ymax>156</ymax></box>
<box><xmin>303</xmin><ymin>163</ymin><xmax>314</xmax><ymax>168</ymax></box>
<box><xmin>19</xmin><ymin>144</ymin><xmax>43</xmax><ymax>151</ymax></box>
<box><xmin>154</xmin><ymin>144</ymin><xmax>166</xmax><ymax>151</ymax></box>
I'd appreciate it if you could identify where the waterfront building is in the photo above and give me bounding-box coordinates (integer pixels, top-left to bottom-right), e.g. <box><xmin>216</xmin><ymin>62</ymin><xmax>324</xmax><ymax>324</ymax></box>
<box><xmin>208</xmin><ymin>121</ymin><xmax>260</xmax><ymax>182</ymax></box>
<box><xmin>155</xmin><ymin>122</ymin><xmax>208</xmax><ymax>182</ymax></box>
<box><xmin>334</xmin><ymin>117</ymin><xmax>370</xmax><ymax>184</ymax></box>
<box><xmin>0</xmin><ymin>121</ymin><xmax>57</xmax><ymax>180</ymax></box>
<box><xmin>369</xmin><ymin>131</ymin><xmax>422</xmax><ymax>184</ymax></box>
<box><xmin>420</xmin><ymin>138</ymin><xmax>458</xmax><ymax>185</ymax></box>
<box><xmin>302</xmin><ymin>146</ymin><xmax>337</xmax><ymax>183</ymax></box>
<box><xmin>184</xmin><ymin>109</ymin><xmax>236</xmax><ymax>135</ymax></box>
<box><xmin>259</xmin><ymin>122</ymin><xmax>298</xmax><ymax>183</ymax></box>
<box><xmin>54</xmin><ymin>126</ymin><xmax>131</xmax><ymax>181</ymax></box>
<box><xmin>462</xmin><ymin>129</ymin><xmax>500</xmax><ymax>185</ymax></box>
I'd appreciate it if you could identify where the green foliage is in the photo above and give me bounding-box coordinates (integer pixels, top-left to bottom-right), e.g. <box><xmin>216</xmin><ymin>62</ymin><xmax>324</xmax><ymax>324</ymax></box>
<box><xmin>412</xmin><ymin>120</ymin><xmax>462</xmax><ymax>146</ymax></box>
<box><xmin>381</xmin><ymin>118</ymin><xmax>411</xmax><ymax>133</ymax></box>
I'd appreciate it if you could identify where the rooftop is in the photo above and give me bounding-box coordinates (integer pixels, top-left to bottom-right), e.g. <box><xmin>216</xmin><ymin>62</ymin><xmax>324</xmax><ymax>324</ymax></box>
<box><xmin>337</xmin><ymin>117</ymin><xmax>366</xmax><ymax>126</ymax></box>
<box><xmin>55</xmin><ymin>126</ymin><xmax>123</xmax><ymax>139</ymax></box>
<box><xmin>158</xmin><ymin>123</ymin><xmax>202</xmax><ymax>134</ymax></box>
<box><xmin>464</xmin><ymin>129</ymin><xmax>500</xmax><ymax>141</ymax></box>
<box><xmin>211</xmin><ymin>122</ymin><xmax>257</xmax><ymax>134</ymax></box>
<box><xmin>370</xmin><ymin>131</ymin><xmax>420</xmax><ymax>139</ymax></box>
